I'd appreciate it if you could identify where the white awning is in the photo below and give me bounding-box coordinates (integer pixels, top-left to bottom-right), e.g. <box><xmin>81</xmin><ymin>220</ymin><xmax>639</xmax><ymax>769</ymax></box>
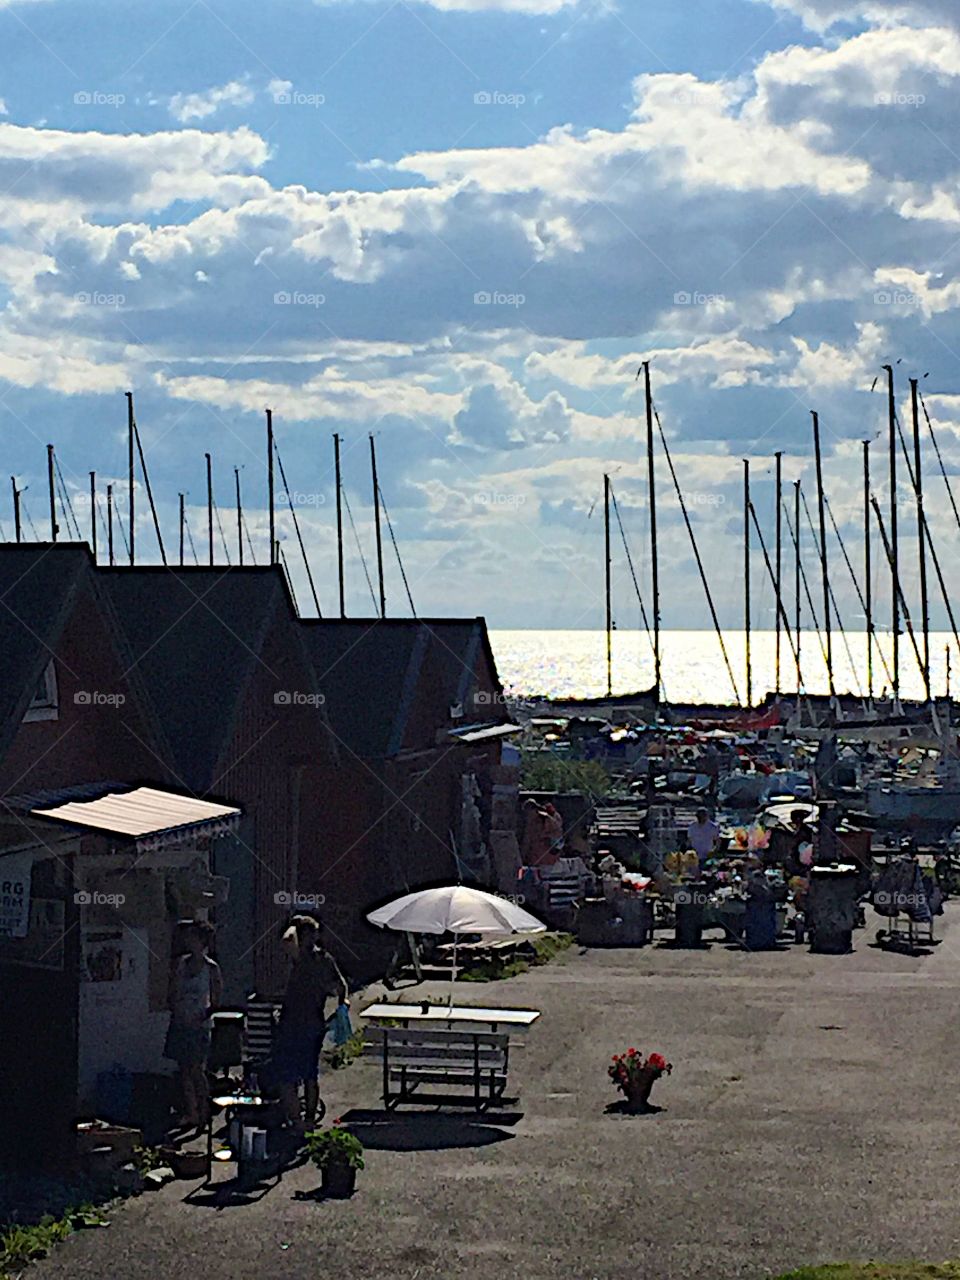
<box><xmin>30</xmin><ymin>786</ymin><xmax>241</xmax><ymax>852</ymax></box>
<box><xmin>448</xmin><ymin>723</ymin><xmax>522</xmax><ymax>744</ymax></box>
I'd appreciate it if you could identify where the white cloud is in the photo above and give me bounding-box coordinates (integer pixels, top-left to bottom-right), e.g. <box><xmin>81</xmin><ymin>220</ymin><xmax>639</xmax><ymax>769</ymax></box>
<box><xmin>168</xmin><ymin>80</ymin><xmax>255</xmax><ymax>124</ymax></box>
<box><xmin>315</xmin><ymin>0</ymin><xmax>590</xmax><ymax>11</ymax></box>
<box><xmin>760</xmin><ymin>0</ymin><xmax>960</xmax><ymax>30</ymax></box>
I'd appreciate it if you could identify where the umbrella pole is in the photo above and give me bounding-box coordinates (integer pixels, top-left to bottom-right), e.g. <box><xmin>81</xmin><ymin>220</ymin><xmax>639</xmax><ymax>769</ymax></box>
<box><xmin>449</xmin><ymin>934</ymin><xmax>457</xmax><ymax>1007</ymax></box>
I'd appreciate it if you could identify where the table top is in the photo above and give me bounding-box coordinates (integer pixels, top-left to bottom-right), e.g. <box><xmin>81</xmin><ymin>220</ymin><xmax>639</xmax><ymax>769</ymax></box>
<box><xmin>211</xmin><ymin>1094</ymin><xmax>272</xmax><ymax>1109</ymax></box>
<box><xmin>360</xmin><ymin>1002</ymin><xmax>541</xmax><ymax>1027</ymax></box>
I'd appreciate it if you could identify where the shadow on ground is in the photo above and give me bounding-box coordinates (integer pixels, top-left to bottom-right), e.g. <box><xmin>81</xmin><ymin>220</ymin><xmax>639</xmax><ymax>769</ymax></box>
<box><xmin>338</xmin><ymin>1107</ymin><xmax>520</xmax><ymax>1151</ymax></box>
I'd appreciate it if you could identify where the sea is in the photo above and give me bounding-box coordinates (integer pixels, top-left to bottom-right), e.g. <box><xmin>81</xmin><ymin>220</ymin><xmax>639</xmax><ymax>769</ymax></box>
<box><xmin>490</xmin><ymin>629</ymin><xmax>958</xmax><ymax>706</ymax></box>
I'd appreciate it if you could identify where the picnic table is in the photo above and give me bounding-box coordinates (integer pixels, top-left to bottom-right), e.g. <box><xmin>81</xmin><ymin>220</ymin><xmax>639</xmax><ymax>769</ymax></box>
<box><xmin>360</xmin><ymin>1002</ymin><xmax>540</xmax><ymax>1031</ymax></box>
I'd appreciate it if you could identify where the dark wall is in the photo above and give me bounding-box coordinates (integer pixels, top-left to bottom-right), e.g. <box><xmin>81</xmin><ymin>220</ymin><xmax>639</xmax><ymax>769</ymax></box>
<box><xmin>0</xmin><ymin>854</ymin><xmax>79</xmax><ymax>1168</ymax></box>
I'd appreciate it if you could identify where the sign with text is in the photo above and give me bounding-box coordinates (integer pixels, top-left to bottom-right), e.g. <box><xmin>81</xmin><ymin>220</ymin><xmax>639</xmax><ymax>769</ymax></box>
<box><xmin>0</xmin><ymin>852</ymin><xmax>32</xmax><ymax>938</ymax></box>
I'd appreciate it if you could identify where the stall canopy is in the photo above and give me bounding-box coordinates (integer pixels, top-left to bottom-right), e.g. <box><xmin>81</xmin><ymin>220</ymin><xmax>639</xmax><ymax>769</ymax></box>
<box><xmin>448</xmin><ymin>723</ymin><xmax>521</xmax><ymax>744</ymax></box>
<box><xmin>19</xmin><ymin>784</ymin><xmax>241</xmax><ymax>852</ymax></box>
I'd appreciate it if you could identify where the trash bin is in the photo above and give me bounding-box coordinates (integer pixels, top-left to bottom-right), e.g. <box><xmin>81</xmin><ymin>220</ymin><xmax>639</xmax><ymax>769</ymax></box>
<box><xmin>675</xmin><ymin>884</ymin><xmax>707</xmax><ymax>948</ymax></box>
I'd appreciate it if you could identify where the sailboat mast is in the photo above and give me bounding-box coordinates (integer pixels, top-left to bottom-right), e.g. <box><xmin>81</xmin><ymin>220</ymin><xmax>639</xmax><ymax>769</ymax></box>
<box><xmin>334</xmin><ymin>433</ymin><xmax>345</xmax><ymax>618</ymax></box>
<box><xmin>744</xmin><ymin>459</ymin><xmax>752</xmax><ymax>708</ymax></box>
<box><xmin>795</xmin><ymin>480</ymin><xmax>802</xmax><ymax>690</ymax></box>
<box><xmin>884</xmin><ymin>364</ymin><xmax>900</xmax><ymax>700</ymax></box>
<box><xmin>775</xmin><ymin>451</ymin><xmax>782</xmax><ymax>696</ymax></box>
<box><xmin>235</xmin><ymin>468</ymin><xmax>244</xmax><ymax>567</ymax></box>
<box><xmin>266</xmin><ymin>408</ymin><xmax>275</xmax><ymax>565</ymax></box>
<box><xmin>812</xmin><ymin>412</ymin><xmax>834</xmax><ymax>697</ymax></box>
<box><xmin>126</xmin><ymin>391</ymin><xmax>135</xmax><ymax>565</ymax></box>
<box><xmin>179</xmin><ymin>493</ymin><xmax>185</xmax><ymax>567</ymax></box>
<box><xmin>47</xmin><ymin>444</ymin><xmax>57</xmax><ymax>542</ymax></box>
<box><xmin>643</xmin><ymin>362</ymin><xmax>660</xmax><ymax>702</ymax></box>
<box><xmin>604</xmin><ymin>472</ymin><xmax>612</xmax><ymax>699</ymax></box>
<box><xmin>10</xmin><ymin>478</ymin><xmax>21</xmax><ymax>543</ymax></box>
<box><xmin>205</xmin><ymin>452</ymin><xmax>214</xmax><ymax>567</ymax></box>
<box><xmin>863</xmin><ymin>440</ymin><xmax>873</xmax><ymax>702</ymax></box>
<box><xmin>107</xmin><ymin>484</ymin><xmax>114</xmax><ymax>566</ymax></box>
<box><xmin>370</xmin><ymin>434</ymin><xmax>386</xmax><ymax>618</ymax></box>
<box><xmin>911</xmin><ymin>378</ymin><xmax>930</xmax><ymax>700</ymax></box>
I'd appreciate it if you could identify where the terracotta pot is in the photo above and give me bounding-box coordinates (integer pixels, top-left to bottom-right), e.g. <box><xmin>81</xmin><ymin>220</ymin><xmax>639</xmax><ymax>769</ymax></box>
<box><xmin>321</xmin><ymin>1160</ymin><xmax>357</xmax><ymax>1199</ymax></box>
<box><xmin>622</xmin><ymin>1065</ymin><xmax>659</xmax><ymax>1112</ymax></box>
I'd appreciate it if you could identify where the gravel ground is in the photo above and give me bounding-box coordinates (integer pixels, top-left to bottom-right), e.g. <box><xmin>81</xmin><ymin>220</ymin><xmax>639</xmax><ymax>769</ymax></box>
<box><xmin>30</xmin><ymin>907</ymin><xmax>960</xmax><ymax>1280</ymax></box>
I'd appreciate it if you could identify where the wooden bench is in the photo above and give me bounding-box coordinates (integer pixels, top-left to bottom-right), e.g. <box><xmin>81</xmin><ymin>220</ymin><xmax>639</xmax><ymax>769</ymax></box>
<box><xmin>364</xmin><ymin>1026</ymin><xmax>511</xmax><ymax>1111</ymax></box>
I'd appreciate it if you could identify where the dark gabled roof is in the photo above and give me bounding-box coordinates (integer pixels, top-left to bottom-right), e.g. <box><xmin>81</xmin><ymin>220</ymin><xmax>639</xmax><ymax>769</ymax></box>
<box><xmin>99</xmin><ymin>565</ymin><xmax>295</xmax><ymax>791</ymax></box>
<box><xmin>0</xmin><ymin>543</ymin><xmax>93</xmax><ymax>760</ymax></box>
<box><xmin>300</xmin><ymin>617</ymin><xmax>501</xmax><ymax>759</ymax></box>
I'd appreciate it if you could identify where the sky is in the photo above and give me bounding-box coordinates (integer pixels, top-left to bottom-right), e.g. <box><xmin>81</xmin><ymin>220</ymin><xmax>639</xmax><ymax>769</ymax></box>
<box><xmin>2</xmin><ymin>0</ymin><xmax>960</xmax><ymax>633</ymax></box>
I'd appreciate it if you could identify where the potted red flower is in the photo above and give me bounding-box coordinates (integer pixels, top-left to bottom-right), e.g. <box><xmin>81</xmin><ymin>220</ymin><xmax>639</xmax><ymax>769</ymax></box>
<box><xmin>608</xmin><ymin>1048</ymin><xmax>672</xmax><ymax>1111</ymax></box>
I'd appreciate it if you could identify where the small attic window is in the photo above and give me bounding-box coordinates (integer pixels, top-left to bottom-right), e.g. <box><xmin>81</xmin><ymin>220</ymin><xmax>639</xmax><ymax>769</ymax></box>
<box><xmin>23</xmin><ymin>660</ymin><xmax>59</xmax><ymax>723</ymax></box>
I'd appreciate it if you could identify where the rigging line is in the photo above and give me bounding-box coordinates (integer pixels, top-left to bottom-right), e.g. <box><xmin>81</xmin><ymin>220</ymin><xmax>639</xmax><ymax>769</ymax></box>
<box><xmin>800</xmin><ymin>490</ymin><xmax>863</xmax><ymax>698</ymax></box>
<box><xmin>20</xmin><ymin>494</ymin><xmax>40</xmax><ymax>541</ymax></box>
<box><xmin>241</xmin><ymin>510</ymin><xmax>258</xmax><ymax>565</ymax></box>
<box><xmin>273</xmin><ymin>439</ymin><xmax>322</xmax><ymax>617</ymax></box>
<box><xmin>212</xmin><ymin>496</ymin><xmax>232</xmax><ymax>565</ymax></box>
<box><xmin>652</xmin><ymin>405</ymin><xmax>742</xmax><ymax>706</ymax></box>
<box><xmin>783</xmin><ymin>503</ymin><xmax>830</xmax><ymax>674</ymax></box>
<box><xmin>53</xmin><ymin>458</ymin><xmax>82</xmax><ymax>540</ymax></box>
<box><xmin>278</xmin><ymin>545</ymin><xmax>302</xmax><ymax>614</ymax></box>
<box><xmin>343</xmin><ymin>487</ymin><xmax>379</xmax><ymax>613</ymax></box>
<box><xmin>184</xmin><ymin>507</ymin><xmax>200</xmax><ymax>566</ymax></box>
<box><xmin>609</xmin><ymin>483</ymin><xmax>667</xmax><ymax>702</ymax></box>
<box><xmin>113</xmin><ymin>502</ymin><xmax>131</xmax><ymax>559</ymax></box>
<box><xmin>918</xmin><ymin>390</ymin><xmax>960</xmax><ymax>537</ymax></box>
<box><xmin>96</xmin><ymin>492</ymin><xmax>110</xmax><ymax>550</ymax></box>
<box><xmin>377</xmin><ymin>486</ymin><xmax>416</xmax><ymax>617</ymax></box>
<box><xmin>892</xmin><ymin>409</ymin><xmax>960</xmax><ymax>668</ymax></box>
<box><xmin>871</xmin><ymin>495</ymin><xmax>927</xmax><ymax>694</ymax></box>
<box><xmin>824</xmin><ymin>496</ymin><xmax>894</xmax><ymax>689</ymax></box>
<box><xmin>133</xmin><ymin>422</ymin><xmax>167</xmax><ymax>564</ymax></box>
<box><xmin>749</xmin><ymin>503</ymin><xmax>804</xmax><ymax>690</ymax></box>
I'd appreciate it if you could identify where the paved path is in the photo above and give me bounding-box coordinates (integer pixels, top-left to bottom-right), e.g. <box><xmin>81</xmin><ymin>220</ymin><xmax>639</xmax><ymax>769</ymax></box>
<box><xmin>35</xmin><ymin>909</ymin><xmax>960</xmax><ymax>1280</ymax></box>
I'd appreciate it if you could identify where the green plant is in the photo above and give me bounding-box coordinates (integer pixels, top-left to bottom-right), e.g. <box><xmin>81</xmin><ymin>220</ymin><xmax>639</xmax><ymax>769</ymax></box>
<box><xmin>304</xmin><ymin>1124</ymin><xmax>365</xmax><ymax>1172</ymax></box>
<box><xmin>0</xmin><ymin>1213</ymin><xmax>74</xmax><ymax>1273</ymax></box>
<box><xmin>529</xmin><ymin>932</ymin><xmax>573</xmax><ymax>964</ymax></box>
<box><xmin>324</xmin><ymin>1029</ymin><xmax>366</xmax><ymax>1070</ymax></box>
<box><xmin>133</xmin><ymin>1145</ymin><xmax>164</xmax><ymax>1175</ymax></box>
<box><xmin>520</xmin><ymin>754</ymin><xmax>613</xmax><ymax>798</ymax></box>
<box><xmin>460</xmin><ymin>957</ymin><xmax>529</xmax><ymax>983</ymax></box>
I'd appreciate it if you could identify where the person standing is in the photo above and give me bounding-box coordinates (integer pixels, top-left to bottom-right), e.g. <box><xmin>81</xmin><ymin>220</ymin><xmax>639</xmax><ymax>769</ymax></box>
<box><xmin>686</xmin><ymin>808</ymin><xmax>721</xmax><ymax>873</ymax></box>
<box><xmin>164</xmin><ymin>920</ymin><xmax>222</xmax><ymax>1130</ymax></box>
<box><xmin>274</xmin><ymin>915</ymin><xmax>348</xmax><ymax>1129</ymax></box>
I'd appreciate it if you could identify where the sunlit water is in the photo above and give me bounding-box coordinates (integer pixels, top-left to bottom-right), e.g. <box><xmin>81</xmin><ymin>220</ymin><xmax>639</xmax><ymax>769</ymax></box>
<box><xmin>490</xmin><ymin>629</ymin><xmax>958</xmax><ymax>706</ymax></box>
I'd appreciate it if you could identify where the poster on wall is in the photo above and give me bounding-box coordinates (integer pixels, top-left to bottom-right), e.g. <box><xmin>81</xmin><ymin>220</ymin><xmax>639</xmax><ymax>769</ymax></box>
<box><xmin>0</xmin><ymin>851</ymin><xmax>32</xmax><ymax>938</ymax></box>
<box><xmin>82</xmin><ymin>928</ymin><xmax>125</xmax><ymax>983</ymax></box>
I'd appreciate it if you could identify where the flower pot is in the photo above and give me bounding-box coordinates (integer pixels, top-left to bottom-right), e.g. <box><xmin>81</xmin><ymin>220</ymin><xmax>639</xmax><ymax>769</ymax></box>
<box><xmin>623</xmin><ymin>1065</ymin><xmax>659</xmax><ymax>1112</ymax></box>
<box><xmin>320</xmin><ymin>1160</ymin><xmax>357</xmax><ymax>1199</ymax></box>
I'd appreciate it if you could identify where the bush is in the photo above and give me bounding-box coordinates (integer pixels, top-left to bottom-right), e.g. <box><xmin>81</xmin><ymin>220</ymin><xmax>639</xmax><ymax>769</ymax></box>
<box><xmin>520</xmin><ymin>754</ymin><xmax>612</xmax><ymax>798</ymax></box>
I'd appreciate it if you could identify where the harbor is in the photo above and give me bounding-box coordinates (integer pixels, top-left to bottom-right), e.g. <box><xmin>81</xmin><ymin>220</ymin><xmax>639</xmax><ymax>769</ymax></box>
<box><xmin>5</xmin><ymin>0</ymin><xmax>960</xmax><ymax>1276</ymax></box>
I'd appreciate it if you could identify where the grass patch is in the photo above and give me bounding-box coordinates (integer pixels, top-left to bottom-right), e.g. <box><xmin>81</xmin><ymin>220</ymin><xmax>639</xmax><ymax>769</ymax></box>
<box><xmin>323</xmin><ymin>1028</ymin><xmax>367</xmax><ymax>1070</ymax></box>
<box><xmin>775</xmin><ymin>1264</ymin><xmax>960</xmax><ymax>1279</ymax></box>
<box><xmin>458</xmin><ymin>932</ymin><xmax>574</xmax><ymax>983</ymax></box>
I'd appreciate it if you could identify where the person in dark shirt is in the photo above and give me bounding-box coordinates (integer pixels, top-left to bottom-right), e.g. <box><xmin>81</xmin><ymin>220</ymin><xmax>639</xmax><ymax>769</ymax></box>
<box><xmin>274</xmin><ymin>915</ymin><xmax>347</xmax><ymax>1127</ymax></box>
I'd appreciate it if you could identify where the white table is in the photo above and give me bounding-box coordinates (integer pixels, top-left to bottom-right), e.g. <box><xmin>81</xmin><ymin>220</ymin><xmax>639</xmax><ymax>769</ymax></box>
<box><xmin>360</xmin><ymin>1002</ymin><xmax>540</xmax><ymax>1031</ymax></box>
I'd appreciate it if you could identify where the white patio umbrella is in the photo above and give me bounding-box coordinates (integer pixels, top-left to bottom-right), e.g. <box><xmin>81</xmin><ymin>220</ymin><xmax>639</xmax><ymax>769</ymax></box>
<box><xmin>367</xmin><ymin>885</ymin><xmax>546</xmax><ymax>1002</ymax></box>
